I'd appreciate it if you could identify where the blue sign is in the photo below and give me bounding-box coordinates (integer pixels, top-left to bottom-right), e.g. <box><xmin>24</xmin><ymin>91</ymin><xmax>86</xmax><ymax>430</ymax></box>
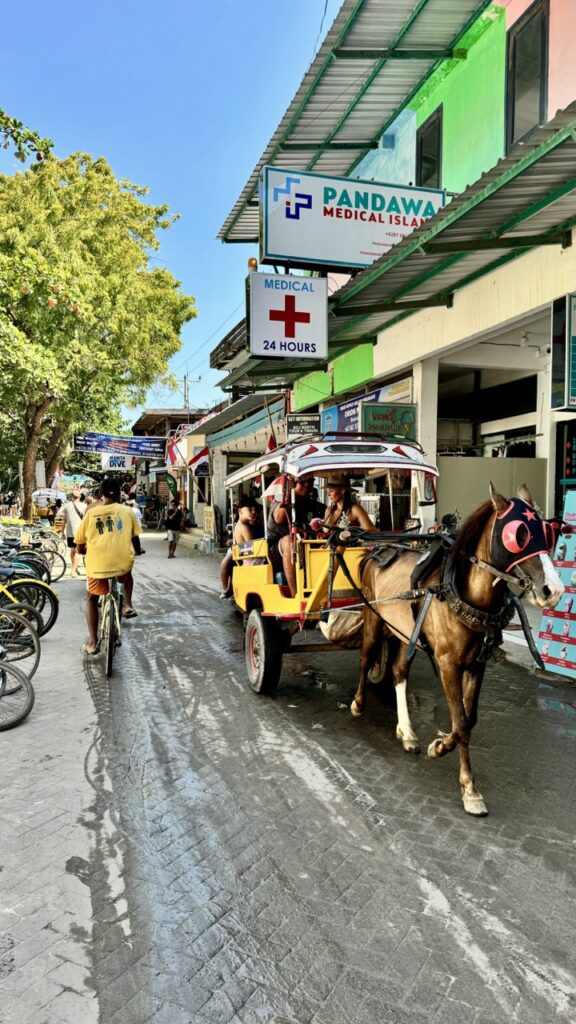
<box><xmin>537</xmin><ymin>489</ymin><xmax>576</xmax><ymax>679</ymax></box>
<box><xmin>74</xmin><ymin>432</ymin><xmax>166</xmax><ymax>459</ymax></box>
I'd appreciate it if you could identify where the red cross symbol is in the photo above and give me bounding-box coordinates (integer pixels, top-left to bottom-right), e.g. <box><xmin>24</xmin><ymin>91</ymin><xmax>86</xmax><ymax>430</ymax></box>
<box><xmin>269</xmin><ymin>295</ymin><xmax>310</xmax><ymax>338</ymax></box>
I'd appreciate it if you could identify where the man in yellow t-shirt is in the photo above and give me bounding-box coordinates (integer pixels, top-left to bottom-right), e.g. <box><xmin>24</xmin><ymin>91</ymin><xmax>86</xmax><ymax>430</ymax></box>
<box><xmin>75</xmin><ymin>477</ymin><xmax>145</xmax><ymax>655</ymax></box>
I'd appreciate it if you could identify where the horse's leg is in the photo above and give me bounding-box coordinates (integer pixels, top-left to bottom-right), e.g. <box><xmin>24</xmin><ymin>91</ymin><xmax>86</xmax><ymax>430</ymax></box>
<box><xmin>462</xmin><ymin>664</ymin><xmax>486</xmax><ymax>729</ymax></box>
<box><xmin>427</xmin><ymin>656</ymin><xmax>487</xmax><ymax>816</ymax></box>
<box><xmin>351</xmin><ymin>609</ymin><xmax>382</xmax><ymax>717</ymax></box>
<box><xmin>392</xmin><ymin>645</ymin><xmax>420</xmax><ymax>753</ymax></box>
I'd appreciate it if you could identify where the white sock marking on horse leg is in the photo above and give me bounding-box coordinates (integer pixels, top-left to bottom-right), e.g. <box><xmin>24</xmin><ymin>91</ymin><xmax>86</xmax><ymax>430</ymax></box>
<box><xmin>395</xmin><ymin>679</ymin><xmax>419</xmax><ymax>748</ymax></box>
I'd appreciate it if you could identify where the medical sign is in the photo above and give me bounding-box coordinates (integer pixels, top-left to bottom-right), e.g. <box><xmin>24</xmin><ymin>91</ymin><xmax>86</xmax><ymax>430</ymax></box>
<box><xmin>248</xmin><ymin>272</ymin><xmax>328</xmax><ymax>360</ymax></box>
<box><xmin>74</xmin><ymin>432</ymin><xmax>166</xmax><ymax>459</ymax></box>
<box><xmin>260</xmin><ymin>166</ymin><xmax>445</xmax><ymax>270</ymax></box>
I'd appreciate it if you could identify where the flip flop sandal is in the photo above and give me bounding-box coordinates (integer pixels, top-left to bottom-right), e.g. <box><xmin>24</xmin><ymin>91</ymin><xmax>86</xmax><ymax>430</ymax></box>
<box><xmin>123</xmin><ymin>610</ymin><xmax>138</xmax><ymax>619</ymax></box>
<box><xmin>81</xmin><ymin>641</ymin><xmax>101</xmax><ymax>656</ymax></box>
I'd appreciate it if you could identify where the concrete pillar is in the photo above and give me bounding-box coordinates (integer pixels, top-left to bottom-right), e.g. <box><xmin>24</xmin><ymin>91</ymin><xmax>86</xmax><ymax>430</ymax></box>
<box><xmin>412</xmin><ymin>358</ymin><xmax>439</xmax><ymax>529</ymax></box>
<box><xmin>535</xmin><ymin>366</ymin><xmax>555</xmax><ymax>515</ymax></box>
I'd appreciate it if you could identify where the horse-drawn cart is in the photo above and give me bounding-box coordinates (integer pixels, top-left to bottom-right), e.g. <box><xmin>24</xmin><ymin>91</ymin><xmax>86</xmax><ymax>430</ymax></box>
<box><xmin>226</xmin><ymin>432</ymin><xmax>566</xmax><ymax>817</ymax></box>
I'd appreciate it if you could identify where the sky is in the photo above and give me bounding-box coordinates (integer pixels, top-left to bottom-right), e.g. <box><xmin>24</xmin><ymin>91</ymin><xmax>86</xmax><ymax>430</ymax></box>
<box><xmin>0</xmin><ymin>0</ymin><xmax>341</xmax><ymax>423</ymax></box>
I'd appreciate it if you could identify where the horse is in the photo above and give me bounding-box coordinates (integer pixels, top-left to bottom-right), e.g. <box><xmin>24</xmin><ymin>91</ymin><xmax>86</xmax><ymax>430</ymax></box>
<box><xmin>351</xmin><ymin>484</ymin><xmax>564</xmax><ymax>816</ymax></box>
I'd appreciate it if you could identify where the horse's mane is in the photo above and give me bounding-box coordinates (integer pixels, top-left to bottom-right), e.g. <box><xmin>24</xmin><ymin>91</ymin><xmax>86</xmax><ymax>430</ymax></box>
<box><xmin>449</xmin><ymin>500</ymin><xmax>494</xmax><ymax>563</ymax></box>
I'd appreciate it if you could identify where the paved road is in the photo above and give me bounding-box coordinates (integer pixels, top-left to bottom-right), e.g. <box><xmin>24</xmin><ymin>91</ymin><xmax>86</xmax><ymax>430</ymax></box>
<box><xmin>1</xmin><ymin>534</ymin><xmax>575</xmax><ymax>1024</ymax></box>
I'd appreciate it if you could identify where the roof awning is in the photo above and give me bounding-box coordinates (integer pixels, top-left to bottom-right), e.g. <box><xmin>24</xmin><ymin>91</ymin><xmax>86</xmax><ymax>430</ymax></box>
<box><xmin>220</xmin><ymin>103</ymin><xmax>576</xmax><ymax>391</ymax></box>
<box><xmin>329</xmin><ymin>102</ymin><xmax>576</xmax><ymax>343</ymax></box>
<box><xmin>218</xmin><ymin>0</ymin><xmax>492</xmax><ymax>244</ymax></box>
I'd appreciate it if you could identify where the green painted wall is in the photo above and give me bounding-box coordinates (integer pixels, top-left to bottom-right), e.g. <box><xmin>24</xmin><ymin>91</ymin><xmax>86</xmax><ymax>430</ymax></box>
<box><xmin>293</xmin><ymin>370</ymin><xmax>331</xmax><ymax>411</ymax></box>
<box><xmin>332</xmin><ymin>343</ymin><xmax>373</xmax><ymax>396</ymax></box>
<box><xmin>410</xmin><ymin>5</ymin><xmax>506</xmax><ymax>194</ymax></box>
<box><xmin>293</xmin><ymin>343</ymin><xmax>374</xmax><ymax>410</ymax></box>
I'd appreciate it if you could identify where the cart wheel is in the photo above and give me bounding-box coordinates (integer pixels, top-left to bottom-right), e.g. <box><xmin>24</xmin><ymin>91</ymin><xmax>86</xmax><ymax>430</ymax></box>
<box><xmin>245</xmin><ymin>609</ymin><xmax>282</xmax><ymax>694</ymax></box>
<box><xmin>367</xmin><ymin>638</ymin><xmax>389</xmax><ymax>685</ymax></box>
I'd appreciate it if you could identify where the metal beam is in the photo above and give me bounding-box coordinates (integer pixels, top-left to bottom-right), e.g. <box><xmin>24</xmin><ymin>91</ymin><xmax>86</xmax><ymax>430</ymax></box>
<box><xmin>332</xmin><ymin>47</ymin><xmax>466</xmax><ymax>60</ymax></box>
<box><xmin>332</xmin><ymin>294</ymin><xmax>453</xmax><ymax>317</ymax></box>
<box><xmin>423</xmin><ymin>231</ymin><xmax>572</xmax><ymax>254</ymax></box>
<box><xmin>282</xmin><ymin>141</ymin><xmax>378</xmax><ymax>151</ymax></box>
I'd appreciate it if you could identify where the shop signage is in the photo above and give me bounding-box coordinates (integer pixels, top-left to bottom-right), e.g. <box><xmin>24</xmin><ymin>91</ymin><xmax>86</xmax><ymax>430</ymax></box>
<box><xmin>74</xmin><ymin>432</ymin><xmax>166</xmax><ymax>459</ymax></box>
<box><xmin>101</xmin><ymin>454</ymin><xmax>135</xmax><ymax>472</ymax></box>
<box><xmin>361</xmin><ymin>402</ymin><xmax>416</xmax><ymax>439</ymax></box>
<box><xmin>260</xmin><ymin>166</ymin><xmax>445</xmax><ymax>270</ymax></box>
<box><xmin>286</xmin><ymin>413</ymin><xmax>321</xmax><ymax>440</ymax></box>
<box><xmin>537</xmin><ymin>489</ymin><xmax>576</xmax><ymax>679</ymax></box>
<box><xmin>248</xmin><ymin>272</ymin><xmax>328</xmax><ymax>360</ymax></box>
<box><xmin>321</xmin><ymin>378</ymin><xmax>413</xmax><ymax>433</ymax></box>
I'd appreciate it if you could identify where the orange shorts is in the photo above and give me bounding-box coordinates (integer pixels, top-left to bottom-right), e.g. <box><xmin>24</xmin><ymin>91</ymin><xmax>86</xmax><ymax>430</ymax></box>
<box><xmin>87</xmin><ymin>573</ymin><xmax>132</xmax><ymax>596</ymax></box>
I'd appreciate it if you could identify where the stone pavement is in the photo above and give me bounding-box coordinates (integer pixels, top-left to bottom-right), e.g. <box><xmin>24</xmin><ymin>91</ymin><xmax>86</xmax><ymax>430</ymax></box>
<box><xmin>1</xmin><ymin>532</ymin><xmax>575</xmax><ymax>1024</ymax></box>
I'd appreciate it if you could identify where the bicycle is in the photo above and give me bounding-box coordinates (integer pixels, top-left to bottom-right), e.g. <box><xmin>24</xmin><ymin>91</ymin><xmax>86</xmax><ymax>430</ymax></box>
<box><xmin>99</xmin><ymin>578</ymin><xmax>123</xmax><ymax>677</ymax></box>
<box><xmin>0</xmin><ymin>605</ymin><xmax>41</xmax><ymax>678</ymax></box>
<box><xmin>0</xmin><ymin>656</ymin><xmax>35</xmax><ymax>730</ymax></box>
<box><xmin>0</xmin><ymin>576</ymin><xmax>59</xmax><ymax>636</ymax></box>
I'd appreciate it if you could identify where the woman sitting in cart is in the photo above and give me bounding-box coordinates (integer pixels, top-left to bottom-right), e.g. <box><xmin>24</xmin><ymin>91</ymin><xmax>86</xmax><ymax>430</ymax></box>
<box><xmin>322</xmin><ymin>473</ymin><xmax>376</xmax><ymax>532</ymax></box>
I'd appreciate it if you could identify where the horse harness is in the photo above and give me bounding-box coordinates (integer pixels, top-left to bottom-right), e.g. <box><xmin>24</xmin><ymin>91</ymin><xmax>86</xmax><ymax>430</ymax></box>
<box><xmin>329</xmin><ymin>524</ymin><xmax>544</xmax><ymax>669</ymax></box>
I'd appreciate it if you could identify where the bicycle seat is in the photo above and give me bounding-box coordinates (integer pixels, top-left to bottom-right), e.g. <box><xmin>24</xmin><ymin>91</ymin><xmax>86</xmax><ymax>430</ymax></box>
<box><xmin>0</xmin><ymin>567</ymin><xmax>16</xmax><ymax>579</ymax></box>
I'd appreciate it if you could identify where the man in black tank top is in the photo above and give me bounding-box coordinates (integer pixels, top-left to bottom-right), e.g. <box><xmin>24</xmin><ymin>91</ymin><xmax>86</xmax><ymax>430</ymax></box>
<box><xmin>267</xmin><ymin>477</ymin><xmax>325</xmax><ymax>596</ymax></box>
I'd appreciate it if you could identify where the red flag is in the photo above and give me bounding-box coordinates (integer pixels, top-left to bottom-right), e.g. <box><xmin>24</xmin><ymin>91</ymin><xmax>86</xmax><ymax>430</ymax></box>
<box><xmin>265</xmin><ymin>432</ymin><xmax>277</xmax><ymax>453</ymax></box>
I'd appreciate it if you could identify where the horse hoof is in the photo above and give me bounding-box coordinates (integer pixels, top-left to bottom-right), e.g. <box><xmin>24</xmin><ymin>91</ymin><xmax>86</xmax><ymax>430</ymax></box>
<box><xmin>350</xmin><ymin>700</ymin><xmax>363</xmax><ymax>718</ymax></box>
<box><xmin>396</xmin><ymin>725</ymin><xmax>420</xmax><ymax>753</ymax></box>
<box><xmin>427</xmin><ymin>738</ymin><xmax>444</xmax><ymax>758</ymax></box>
<box><xmin>462</xmin><ymin>793</ymin><xmax>488</xmax><ymax>816</ymax></box>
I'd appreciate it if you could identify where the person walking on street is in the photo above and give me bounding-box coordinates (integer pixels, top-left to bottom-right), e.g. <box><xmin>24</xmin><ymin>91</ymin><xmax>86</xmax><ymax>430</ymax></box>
<box><xmin>166</xmin><ymin>498</ymin><xmax>184</xmax><ymax>558</ymax></box>
<box><xmin>74</xmin><ymin>477</ymin><xmax>145</xmax><ymax>655</ymax></box>
<box><xmin>60</xmin><ymin>488</ymin><xmax>87</xmax><ymax>577</ymax></box>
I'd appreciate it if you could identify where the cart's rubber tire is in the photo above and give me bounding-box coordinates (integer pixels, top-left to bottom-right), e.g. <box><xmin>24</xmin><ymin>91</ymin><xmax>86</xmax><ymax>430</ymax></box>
<box><xmin>104</xmin><ymin>598</ymin><xmax>116</xmax><ymax>678</ymax></box>
<box><xmin>0</xmin><ymin>663</ymin><xmax>35</xmax><ymax>730</ymax></box>
<box><xmin>245</xmin><ymin>609</ymin><xmax>282</xmax><ymax>694</ymax></box>
<box><xmin>367</xmin><ymin>638</ymin><xmax>390</xmax><ymax>685</ymax></box>
<box><xmin>0</xmin><ymin>579</ymin><xmax>59</xmax><ymax>637</ymax></box>
<box><xmin>0</xmin><ymin>608</ymin><xmax>41</xmax><ymax>679</ymax></box>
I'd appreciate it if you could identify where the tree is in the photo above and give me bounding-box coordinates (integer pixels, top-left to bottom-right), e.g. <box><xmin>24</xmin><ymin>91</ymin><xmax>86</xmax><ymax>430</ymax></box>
<box><xmin>0</xmin><ymin>108</ymin><xmax>52</xmax><ymax>162</ymax></box>
<box><xmin>0</xmin><ymin>153</ymin><xmax>197</xmax><ymax>516</ymax></box>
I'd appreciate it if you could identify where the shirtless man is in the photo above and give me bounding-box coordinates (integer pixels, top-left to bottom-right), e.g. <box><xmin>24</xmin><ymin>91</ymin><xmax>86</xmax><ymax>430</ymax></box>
<box><xmin>219</xmin><ymin>496</ymin><xmax>261</xmax><ymax>598</ymax></box>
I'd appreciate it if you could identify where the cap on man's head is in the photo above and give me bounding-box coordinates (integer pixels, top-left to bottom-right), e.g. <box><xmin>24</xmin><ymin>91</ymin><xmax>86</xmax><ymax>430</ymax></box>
<box><xmin>100</xmin><ymin>477</ymin><xmax>121</xmax><ymax>501</ymax></box>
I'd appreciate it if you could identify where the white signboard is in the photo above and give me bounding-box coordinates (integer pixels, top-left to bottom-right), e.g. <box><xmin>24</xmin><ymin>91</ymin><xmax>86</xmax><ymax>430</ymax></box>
<box><xmin>249</xmin><ymin>272</ymin><xmax>328</xmax><ymax>360</ymax></box>
<box><xmin>101</xmin><ymin>453</ymin><xmax>134</xmax><ymax>472</ymax></box>
<box><xmin>261</xmin><ymin>166</ymin><xmax>445</xmax><ymax>270</ymax></box>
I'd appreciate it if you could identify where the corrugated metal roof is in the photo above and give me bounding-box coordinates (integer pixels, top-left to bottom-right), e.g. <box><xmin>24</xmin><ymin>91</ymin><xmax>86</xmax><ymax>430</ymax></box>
<box><xmin>218</xmin><ymin>0</ymin><xmax>493</xmax><ymax>243</ymax></box>
<box><xmin>329</xmin><ymin>102</ymin><xmax>576</xmax><ymax>342</ymax></box>
<box><xmin>217</xmin><ymin>103</ymin><xmax>576</xmax><ymax>391</ymax></box>
<box><xmin>203</xmin><ymin>394</ymin><xmax>283</xmax><ymax>435</ymax></box>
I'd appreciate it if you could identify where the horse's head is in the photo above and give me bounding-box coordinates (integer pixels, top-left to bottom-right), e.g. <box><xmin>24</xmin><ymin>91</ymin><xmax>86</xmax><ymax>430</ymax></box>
<box><xmin>489</xmin><ymin>483</ymin><xmax>564</xmax><ymax>608</ymax></box>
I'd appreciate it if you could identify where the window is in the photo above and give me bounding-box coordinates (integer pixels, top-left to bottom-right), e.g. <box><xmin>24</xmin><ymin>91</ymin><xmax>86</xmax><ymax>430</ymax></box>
<box><xmin>506</xmin><ymin>1</ymin><xmax>548</xmax><ymax>151</ymax></box>
<box><xmin>416</xmin><ymin>108</ymin><xmax>442</xmax><ymax>190</ymax></box>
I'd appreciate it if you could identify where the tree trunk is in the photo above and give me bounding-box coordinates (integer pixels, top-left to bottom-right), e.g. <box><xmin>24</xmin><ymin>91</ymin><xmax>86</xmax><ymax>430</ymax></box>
<box><xmin>44</xmin><ymin>424</ymin><xmax>67</xmax><ymax>486</ymax></box>
<box><xmin>22</xmin><ymin>398</ymin><xmax>54</xmax><ymax>519</ymax></box>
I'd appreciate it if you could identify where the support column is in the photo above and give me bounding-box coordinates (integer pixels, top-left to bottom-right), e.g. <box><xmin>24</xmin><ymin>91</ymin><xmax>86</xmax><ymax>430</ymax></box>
<box><xmin>536</xmin><ymin>367</ymin><xmax>555</xmax><ymax>515</ymax></box>
<box><xmin>412</xmin><ymin>358</ymin><xmax>439</xmax><ymax>530</ymax></box>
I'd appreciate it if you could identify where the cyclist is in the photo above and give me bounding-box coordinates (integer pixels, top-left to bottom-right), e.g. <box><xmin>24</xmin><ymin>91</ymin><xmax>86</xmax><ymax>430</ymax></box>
<box><xmin>75</xmin><ymin>477</ymin><xmax>145</xmax><ymax>656</ymax></box>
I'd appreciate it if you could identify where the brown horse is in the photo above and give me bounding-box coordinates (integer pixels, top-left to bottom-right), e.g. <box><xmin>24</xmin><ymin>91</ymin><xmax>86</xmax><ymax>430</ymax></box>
<box><xmin>352</xmin><ymin>484</ymin><xmax>564</xmax><ymax>816</ymax></box>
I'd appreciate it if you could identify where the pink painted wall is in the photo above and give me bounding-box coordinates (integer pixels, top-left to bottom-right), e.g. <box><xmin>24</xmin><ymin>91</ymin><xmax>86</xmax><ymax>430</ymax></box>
<box><xmin>547</xmin><ymin>0</ymin><xmax>576</xmax><ymax>116</ymax></box>
<box><xmin>495</xmin><ymin>0</ymin><xmax>576</xmax><ymax>117</ymax></box>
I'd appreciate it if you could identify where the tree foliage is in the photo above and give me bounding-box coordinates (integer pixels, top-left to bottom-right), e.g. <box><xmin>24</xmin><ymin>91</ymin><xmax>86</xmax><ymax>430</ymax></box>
<box><xmin>0</xmin><ymin>108</ymin><xmax>52</xmax><ymax>162</ymax></box>
<box><xmin>0</xmin><ymin>153</ymin><xmax>197</xmax><ymax>514</ymax></box>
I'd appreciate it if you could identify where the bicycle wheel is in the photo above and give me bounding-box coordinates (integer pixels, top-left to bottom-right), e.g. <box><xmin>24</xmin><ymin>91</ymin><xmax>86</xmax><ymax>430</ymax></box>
<box><xmin>41</xmin><ymin>549</ymin><xmax>66</xmax><ymax>582</ymax></box>
<box><xmin>103</xmin><ymin>597</ymin><xmax>116</xmax><ymax>677</ymax></box>
<box><xmin>0</xmin><ymin>663</ymin><xmax>35</xmax><ymax>730</ymax></box>
<box><xmin>14</xmin><ymin>551</ymin><xmax>51</xmax><ymax>584</ymax></box>
<box><xmin>0</xmin><ymin>579</ymin><xmax>59</xmax><ymax>637</ymax></box>
<box><xmin>0</xmin><ymin>608</ymin><xmax>41</xmax><ymax>678</ymax></box>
